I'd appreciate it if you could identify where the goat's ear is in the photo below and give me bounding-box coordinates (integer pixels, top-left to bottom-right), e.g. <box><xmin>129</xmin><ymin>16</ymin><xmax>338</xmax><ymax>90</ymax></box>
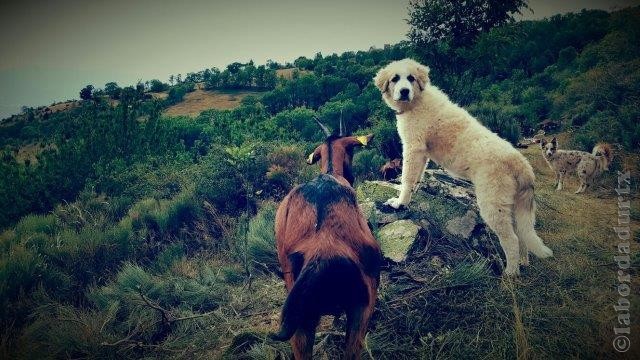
<box><xmin>307</xmin><ymin>146</ymin><xmax>321</xmax><ymax>165</ymax></box>
<box><xmin>344</xmin><ymin>134</ymin><xmax>374</xmax><ymax>148</ymax></box>
<box><xmin>374</xmin><ymin>67</ymin><xmax>391</xmax><ymax>93</ymax></box>
<box><xmin>414</xmin><ymin>62</ymin><xmax>430</xmax><ymax>91</ymax></box>
<box><xmin>356</xmin><ymin>134</ymin><xmax>374</xmax><ymax>146</ymax></box>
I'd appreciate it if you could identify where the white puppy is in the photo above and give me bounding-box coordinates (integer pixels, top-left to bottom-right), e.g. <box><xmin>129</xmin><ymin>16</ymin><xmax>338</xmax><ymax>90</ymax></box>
<box><xmin>374</xmin><ymin>59</ymin><xmax>553</xmax><ymax>275</ymax></box>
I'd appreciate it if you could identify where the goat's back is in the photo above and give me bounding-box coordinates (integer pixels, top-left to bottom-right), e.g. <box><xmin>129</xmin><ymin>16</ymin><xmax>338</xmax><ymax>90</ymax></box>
<box><xmin>275</xmin><ymin>174</ymin><xmax>380</xmax><ymax>262</ymax></box>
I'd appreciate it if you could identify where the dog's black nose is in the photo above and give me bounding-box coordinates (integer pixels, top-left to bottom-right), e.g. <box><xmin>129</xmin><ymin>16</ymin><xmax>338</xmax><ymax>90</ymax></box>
<box><xmin>400</xmin><ymin>88</ymin><xmax>409</xmax><ymax>97</ymax></box>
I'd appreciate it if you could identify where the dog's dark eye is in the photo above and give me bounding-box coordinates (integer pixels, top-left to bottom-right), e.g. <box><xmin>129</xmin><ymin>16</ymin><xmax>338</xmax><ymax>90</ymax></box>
<box><xmin>407</xmin><ymin>75</ymin><xmax>415</xmax><ymax>82</ymax></box>
<box><xmin>391</xmin><ymin>74</ymin><xmax>400</xmax><ymax>83</ymax></box>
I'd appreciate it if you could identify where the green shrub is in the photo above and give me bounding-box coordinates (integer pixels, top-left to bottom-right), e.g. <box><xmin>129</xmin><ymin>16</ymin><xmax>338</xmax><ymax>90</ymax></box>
<box><xmin>246</xmin><ymin>203</ymin><xmax>279</xmax><ymax>275</ymax></box>
<box><xmin>469</xmin><ymin>103</ymin><xmax>521</xmax><ymax>144</ymax></box>
<box><xmin>370</xmin><ymin>117</ymin><xmax>402</xmax><ymax>159</ymax></box>
<box><xmin>353</xmin><ymin>148</ymin><xmax>386</xmax><ymax>182</ymax></box>
<box><xmin>14</xmin><ymin>214</ymin><xmax>58</xmax><ymax>238</ymax></box>
<box><xmin>265</xmin><ymin>145</ymin><xmax>305</xmax><ymax>198</ymax></box>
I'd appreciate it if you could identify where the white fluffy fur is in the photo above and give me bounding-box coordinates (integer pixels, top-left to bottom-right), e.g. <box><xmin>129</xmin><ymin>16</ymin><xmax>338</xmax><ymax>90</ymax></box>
<box><xmin>374</xmin><ymin>59</ymin><xmax>553</xmax><ymax>275</ymax></box>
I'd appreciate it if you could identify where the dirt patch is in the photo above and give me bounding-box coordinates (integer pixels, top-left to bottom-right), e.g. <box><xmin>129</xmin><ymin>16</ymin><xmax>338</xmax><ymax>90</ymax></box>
<box><xmin>164</xmin><ymin>89</ymin><xmax>263</xmax><ymax>117</ymax></box>
<box><xmin>276</xmin><ymin>68</ymin><xmax>311</xmax><ymax>79</ymax></box>
<box><xmin>15</xmin><ymin>142</ymin><xmax>56</xmax><ymax>164</ymax></box>
<box><xmin>46</xmin><ymin>101</ymin><xmax>79</xmax><ymax>114</ymax></box>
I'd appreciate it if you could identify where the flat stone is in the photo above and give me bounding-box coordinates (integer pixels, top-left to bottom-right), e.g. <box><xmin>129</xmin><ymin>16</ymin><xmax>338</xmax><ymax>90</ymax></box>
<box><xmin>377</xmin><ymin>220</ymin><xmax>420</xmax><ymax>262</ymax></box>
<box><xmin>445</xmin><ymin>210</ymin><xmax>478</xmax><ymax>239</ymax></box>
<box><xmin>359</xmin><ymin>199</ymin><xmax>375</xmax><ymax>218</ymax></box>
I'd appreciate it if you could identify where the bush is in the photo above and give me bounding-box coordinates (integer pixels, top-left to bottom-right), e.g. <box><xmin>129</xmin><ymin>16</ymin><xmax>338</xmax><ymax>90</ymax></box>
<box><xmin>149</xmin><ymin>79</ymin><xmax>168</xmax><ymax>92</ymax></box>
<box><xmin>166</xmin><ymin>83</ymin><xmax>195</xmax><ymax>105</ymax></box>
<box><xmin>194</xmin><ymin>150</ymin><xmax>254</xmax><ymax>216</ymax></box>
<box><xmin>246</xmin><ymin>203</ymin><xmax>279</xmax><ymax>275</ymax></box>
<box><xmin>352</xmin><ymin>148</ymin><xmax>386</xmax><ymax>182</ymax></box>
<box><xmin>370</xmin><ymin>117</ymin><xmax>402</xmax><ymax>159</ymax></box>
<box><xmin>469</xmin><ymin>103</ymin><xmax>521</xmax><ymax>145</ymax></box>
<box><xmin>265</xmin><ymin>146</ymin><xmax>305</xmax><ymax>198</ymax></box>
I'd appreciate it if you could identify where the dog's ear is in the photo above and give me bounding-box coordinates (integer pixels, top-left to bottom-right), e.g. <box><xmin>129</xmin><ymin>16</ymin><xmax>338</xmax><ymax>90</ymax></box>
<box><xmin>307</xmin><ymin>146</ymin><xmax>322</xmax><ymax>165</ymax></box>
<box><xmin>551</xmin><ymin>137</ymin><xmax>557</xmax><ymax>147</ymax></box>
<box><xmin>414</xmin><ymin>63</ymin><xmax>430</xmax><ymax>91</ymax></box>
<box><xmin>374</xmin><ymin>67</ymin><xmax>391</xmax><ymax>93</ymax></box>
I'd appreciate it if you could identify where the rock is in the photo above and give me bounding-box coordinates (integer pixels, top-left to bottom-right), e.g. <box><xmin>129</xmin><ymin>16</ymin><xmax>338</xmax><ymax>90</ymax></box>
<box><xmin>377</xmin><ymin>220</ymin><xmax>420</xmax><ymax>262</ymax></box>
<box><xmin>357</xmin><ymin>169</ymin><xmax>499</xmax><ymax>265</ymax></box>
<box><xmin>445</xmin><ymin>210</ymin><xmax>478</xmax><ymax>239</ymax></box>
<box><xmin>375</xmin><ymin>210</ymin><xmax>399</xmax><ymax>225</ymax></box>
<box><xmin>359</xmin><ymin>199</ymin><xmax>375</xmax><ymax>219</ymax></box>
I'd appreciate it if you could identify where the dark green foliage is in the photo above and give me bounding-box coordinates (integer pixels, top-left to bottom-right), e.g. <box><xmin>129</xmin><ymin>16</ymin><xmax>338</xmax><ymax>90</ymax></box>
<box><xmin>165</xmin><ymin>82</ymin><xmax>194</xmax><ymax>105</ymax></box>
<box><xmin>149</xmin><ymin>79</ymin><xmax>168</xmax><ymax>92</ymax></box>
<box><xmin>408</xmin><ymin>0</ymin><xmax>530</xmax><ymax>48</ymax></box>
<box><xmin>469</xmin><ymin>103</ymin><xmax>522</xmax><ymax>144</ymax></box>
<box><xmin>204</xmin><ymin>62</ymin><xmax>277</xmax><ymax>91</ymax></box>
<box><xmin>352</xmin><ymin>148</ymin><xmax>386</xmax><ymax>182</ymax></box>
<box><xmin>104</xmin><ymin>82</ymin><xmax>121</xmax><ymax>99</ymax></box>
<box><xmin>246</xmin><ymin>202</ymin><xmax>279</xmax><ymax>274</ymax></box>
<box><xmin>79</xmin><ymin>84</ymin><xmax>94</xmax><ymax>100</ymax></box>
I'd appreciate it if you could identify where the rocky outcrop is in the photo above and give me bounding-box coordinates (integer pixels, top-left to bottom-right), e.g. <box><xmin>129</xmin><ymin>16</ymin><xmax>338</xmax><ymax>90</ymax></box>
<box><xmin>357</xmin><ymin>169</ymin><xmax>501</xmax><ymax>269</ymax></box>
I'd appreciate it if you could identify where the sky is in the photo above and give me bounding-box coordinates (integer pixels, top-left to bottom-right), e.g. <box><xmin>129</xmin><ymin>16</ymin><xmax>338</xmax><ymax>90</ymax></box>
<box><xmin>1</xmin><ymin>0</ymin><xmax>639</xmax><ymax>119</ymax></box>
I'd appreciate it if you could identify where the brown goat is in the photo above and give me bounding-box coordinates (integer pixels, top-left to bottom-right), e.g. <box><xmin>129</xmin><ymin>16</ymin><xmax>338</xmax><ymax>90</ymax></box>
<box><xmin>271</xmin><ymin>119</ymin><xmax>382</xmax><ymax>360</ymax></box>
<box><xmin>380</xmin><ymin>158</ymin><xmax>402</xmax><ymax>180</ymax></box>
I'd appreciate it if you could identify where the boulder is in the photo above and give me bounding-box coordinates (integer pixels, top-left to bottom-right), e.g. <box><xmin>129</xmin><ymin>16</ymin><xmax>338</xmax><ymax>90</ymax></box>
<box><xmin>377</xmin><ymin>220</ymin><xmax>420</xmax><ymax>262</ymax></box>
<box><xmin>357</xmin><ymin>169</ymin><xmax>499</xmax><ymax>267</ymax></box>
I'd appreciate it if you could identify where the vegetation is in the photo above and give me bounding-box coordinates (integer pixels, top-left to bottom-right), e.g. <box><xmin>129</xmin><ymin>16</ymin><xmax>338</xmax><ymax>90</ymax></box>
<box><xmin>0</xmin><ymin>3</ymin><xmax>639</xmax><ymax>358</ymax></box>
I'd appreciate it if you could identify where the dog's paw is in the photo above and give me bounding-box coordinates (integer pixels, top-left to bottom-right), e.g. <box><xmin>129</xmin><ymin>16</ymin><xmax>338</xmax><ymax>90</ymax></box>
<box><xmin>384</xmin><ymin>197</ymin><xmax>406</xmax><ymax>210</ymax></box>
<box><xmin>503</xmin><ymin>266</ymin><xmax>520</xmax><ymax>277</ymax></box>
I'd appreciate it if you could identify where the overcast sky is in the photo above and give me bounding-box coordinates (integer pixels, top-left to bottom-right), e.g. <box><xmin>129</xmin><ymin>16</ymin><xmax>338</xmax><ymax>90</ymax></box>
<box><xmin>1</xmin><ymin>0</ymin><xmax>639</xmax><ymax>119</ymax></box>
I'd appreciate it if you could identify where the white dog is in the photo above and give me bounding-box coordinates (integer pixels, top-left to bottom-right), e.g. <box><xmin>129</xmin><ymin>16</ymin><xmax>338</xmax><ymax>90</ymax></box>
<box><xmin>374</xmin><ymin>59</ymin><xmax>553</xmax><ymax>275</ymax></box>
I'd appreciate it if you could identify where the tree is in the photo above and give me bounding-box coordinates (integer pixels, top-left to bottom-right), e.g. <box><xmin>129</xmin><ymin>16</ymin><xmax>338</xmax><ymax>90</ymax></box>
<box><xmin>408</xmin><ymin>0</ymin><xmax>530</xmax><ymax>48</ymax></box>
<box><xmin>149</xmin><ymin>79</ymin><xmax>168</xmax><ymax>92</ymax></box>
<box><xmin>104</xmin><ymin>82</ymin><xmax>121</xmax><ymax>99</ymax></box>
<box><xmin>135</xmin><ymin>81</ymin><xmax>145</xmax><ymax>95</ymax></box>
<box><xmin>79</xmin><ymin>85</ymin><xmax>94</xmax><ymax>100</ymax></box>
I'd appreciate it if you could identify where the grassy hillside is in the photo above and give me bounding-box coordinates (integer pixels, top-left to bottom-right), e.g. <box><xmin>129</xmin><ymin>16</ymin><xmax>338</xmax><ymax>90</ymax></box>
<box><xmin>1</xmin><ymin>5</ymin><xmax>640</xmax><ymax>359</ymax></box>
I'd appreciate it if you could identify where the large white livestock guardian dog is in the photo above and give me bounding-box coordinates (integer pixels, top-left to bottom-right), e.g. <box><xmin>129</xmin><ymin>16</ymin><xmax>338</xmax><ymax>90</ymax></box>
<box><xmin>374</xmin><ymin>59</ymin><xmax>553</xmax><ymax>275</ymax></box>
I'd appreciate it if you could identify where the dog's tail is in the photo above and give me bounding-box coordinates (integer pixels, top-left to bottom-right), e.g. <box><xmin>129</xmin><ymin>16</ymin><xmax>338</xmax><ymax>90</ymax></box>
<box><xmin>270</xmin><ymin>256</ymin><xmax>369</xmax><ymax>342</ymax></box>
<box><xmin>592</xmin><ymin>143</ymin><xmax>613</xmax><ymax>169</ymax></box>
<box><xmin>513</xmin><ymin>169</ymin><xmax>553</xmax><ymax>259</ymax></box>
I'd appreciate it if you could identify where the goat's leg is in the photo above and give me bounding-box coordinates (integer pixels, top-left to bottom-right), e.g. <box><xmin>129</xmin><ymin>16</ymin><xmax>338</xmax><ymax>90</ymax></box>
<box><xmin>344</xmin><ymin>288</ymin><xmax>376</xmax><ymax>360</ymax></box>
<box><xmin>290</xmin><ymin>317</ymin><xmax>319</xmax><ymax>360</ymax></box>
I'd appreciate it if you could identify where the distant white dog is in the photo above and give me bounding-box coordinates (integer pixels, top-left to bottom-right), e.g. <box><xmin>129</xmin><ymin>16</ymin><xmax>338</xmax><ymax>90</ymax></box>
<box><xmin>374</xmin><ymin>59</ymin><xmax>553</xmax><ymax>275</ymax></box>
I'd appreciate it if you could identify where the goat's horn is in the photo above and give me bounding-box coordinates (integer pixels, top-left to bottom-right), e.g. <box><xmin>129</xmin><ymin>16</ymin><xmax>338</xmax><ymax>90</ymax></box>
<box><xmin>339</xmin><ymin>113</ymin><xmax>344</xmax><ymax>137</ymax></box>
<box><xmin>313</xmin><ymin>116</ymin><xmax>331</xmax><ymax>137</ymax></box>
